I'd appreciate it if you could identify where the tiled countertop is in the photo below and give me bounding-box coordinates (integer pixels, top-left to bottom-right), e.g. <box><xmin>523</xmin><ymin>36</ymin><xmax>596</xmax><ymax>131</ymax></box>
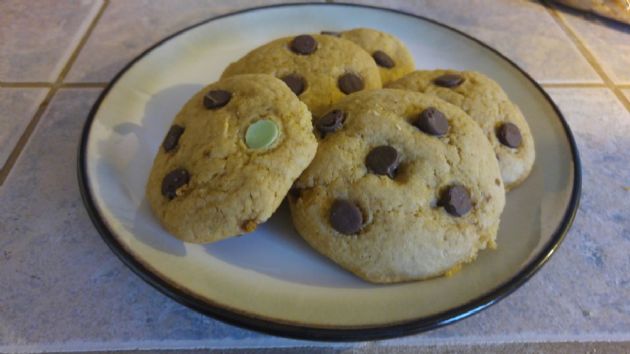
<box><xmin>1</xmin><ymin>1</ymin><xmax>629</xmax><ymax>353</ymax></box>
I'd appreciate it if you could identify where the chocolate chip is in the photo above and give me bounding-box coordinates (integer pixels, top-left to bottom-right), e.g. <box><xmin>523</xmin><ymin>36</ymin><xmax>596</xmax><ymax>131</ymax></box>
<box><xmin>280</xmin><ymin>74</ymin><xmax>306</xmax><ymax>95</ymax></box>
<box><xmin>366</xmin><ymin>145</ymin><xmax>401</xmax><ymax>178</ymax></box>
<box><xmin>162</xmin><ymin>125</ymin><xmax>184</xmax><ymax>152</ymax></box>
<box><xmin>434</xmin><ymin>74</ymin><xmax>465</xmax><ymax>88</ymax></box>
<box><xmin>315</xmin><ymin>109</ymin><xmax>345</xmax><ymax>135</ymax></box>
<box><xmin>329</xmin><ymin>199</ymin><xmax>363</xmax><ymax>235</ymax></box>
<box><xmin>161</xmin><ymin>168</ymin><xmax>190</xmax><ymax>200</ymax></box>
<box><xmin>338</xmin><ymin>73</ymin><xmax>364</xmax><ymax>94</ymax></box>
<box><xmin>414</xmin><ymin>107</ymin><xmax>449</xmax><ymax>136</ymax></box>
<box><xmin>439</xmin><ymin>184</ymin><xmax>472</xmax><ymax>217</ymax></box>
<box><xmin>321</xmin><ymin>30</ymin><xmax>341</xmax><ymax>37</ymax></box>
<box><xmin>372</xmin><ymin>50</ymin><xmax>395</xmax><ymax>68</ymax></box>
<box><xmin>203</xmin><ymin>90</ymin><xmax>231</xmax><ymax>109</ymax></box>
<box><xmin>290</xmin><ymin>35</ymin><xmax>317</xmax><ymax>55</ymax></box>
<box><xmin>496</xmin><ymin>122</ymin><xmax>522</xmax><ymax>148</ymax></box>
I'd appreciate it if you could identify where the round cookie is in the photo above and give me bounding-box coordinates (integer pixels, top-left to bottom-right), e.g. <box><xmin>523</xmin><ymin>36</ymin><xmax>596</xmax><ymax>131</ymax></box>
<box><xmin>146</xmin><ymin>74</ymin><xmax>317</xmax><ymax>243</ymax></box>
<box><xmin>221</xmin><ymin>34</ymin><xmax>382</xmax><ymax>116</ymax></box>
<box><xmin>289</xmin><ymin>89</ymin><xmax>505</xmax><ymax>283</ymax></box>
<box><xmin>329</xmin><ymin>28</ymin><xmax>414</xmax><ymax>85</ymax></box>
<box><xmin>387</xmin><ymin>70</ymin><xmax>535</xmax><ymax>190</ymax></box>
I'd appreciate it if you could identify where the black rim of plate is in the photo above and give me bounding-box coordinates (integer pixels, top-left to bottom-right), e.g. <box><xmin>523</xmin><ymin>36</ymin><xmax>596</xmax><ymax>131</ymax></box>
<box><xmin>77</xmin><ymin>2</ymin><xmax>582</xmax><ymax>341</ymax></box>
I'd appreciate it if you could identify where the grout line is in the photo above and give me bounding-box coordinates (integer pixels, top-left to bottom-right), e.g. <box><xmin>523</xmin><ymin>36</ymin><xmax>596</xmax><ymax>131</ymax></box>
<box><xmin>0</xmin><ymin>88</ymin><xmax>56</xmax><ymax>185</ymax></box>
<box><xmin>61</xmin><ymin>82</ymin><xmax>109</xmax><ymax>88</ymax></box>
<box><xmin>56</xmin><ymin>0</ymin><xmax>110</xmax><ymax>84</ymax></box>
<box><xmin>0</xmin><ymin>0</ymin><xmax>110</xmax><ymax>186</ymax></box>
<box><xmin>0</xmin><ymin>82</ymin><xmax>108</xmax><ymax>88</ymax></box>
<box><xmin>602</xmin><ymin>88</ymin><xmax>629</xmax><ymax>113</ymax></box>
<box><xmin>619</xmin><ymin>91</ymin><xmax>630</xmax><ymax>112</ymax></box>
<box><xmin>543</xmin><ymin>1</ymin><xmax>630</xmax><ymax>112</ymax></box>
<box><xmin>0</xmin><ymin>82</ymin><xmax>53</xmax><ymax>88</ymax></box>
<box><xmin>0</xmin><ymin>82</ymin><xmax>109</xmax><ymax>88</ymax></box>
<box><xmin>543</xmin><ymin>1</ymin><xmax>612</xmax><ymax>81</ymax></box>
<box><xmin>541</xmin><ymin>82</ymin><xmax>607</xmax><ymax>88</ymax></box>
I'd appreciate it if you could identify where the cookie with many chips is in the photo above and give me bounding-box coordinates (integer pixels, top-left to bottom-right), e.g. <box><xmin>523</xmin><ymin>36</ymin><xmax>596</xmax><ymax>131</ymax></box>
<box><xmin>327</xmin><ymin>28</ymin><xmax>415</xmax><ymax>85</ymax></box>
<box><xmin>388</xmin><ymin>70</ymin><xmax>535</xmax><ymax>190</ymax></box>
<box><xmin>221</xmin><ymin>34</ymin><xmax>382</xmax><ymax>116</ymax></box>
<box><xmin>147</xmin><ymin>74</ymin><xmax>317</xmax><ymax>243</ymax></box>
<box><xmin>289</xmin><ymin>89</ymin><xmax>505</xmax><ymax>283</ymax></box>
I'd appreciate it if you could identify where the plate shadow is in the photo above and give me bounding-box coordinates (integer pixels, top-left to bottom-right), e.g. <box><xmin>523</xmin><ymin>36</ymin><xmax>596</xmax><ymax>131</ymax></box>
<box><xmin>205</xmin><ymin>201</ymin><xmax>375</xmax><ymax>289</ymax></box>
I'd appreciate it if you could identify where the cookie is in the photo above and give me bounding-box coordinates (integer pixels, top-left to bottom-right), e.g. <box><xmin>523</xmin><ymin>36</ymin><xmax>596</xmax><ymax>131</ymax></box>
<box><xmin>146</xmin><ymin>74</ymin><xmax>317</xmax><ymax>243</ymax></box>
<box><xmin>552</xmin><ymin>0</ymin><xmax>630</xmax><ymax>25</ymax></box>
<box><xmin>221</xmin><ymin>34</ymin><xmax>382</xmax><ymax>116</ymax></box>
<box><xmin>289</xmin><ymin>89</ymin><xmax>505</xmax><ymax>283</ymax></box>
<box><xmin>388</xmin><ymin>70</ymin><xmax>535</xmax><ymax>190</ymax></box>
<box><xmin>329</xmin><ymin>28</ymin><xmax>415</xmax><ymax>85</ymax></box>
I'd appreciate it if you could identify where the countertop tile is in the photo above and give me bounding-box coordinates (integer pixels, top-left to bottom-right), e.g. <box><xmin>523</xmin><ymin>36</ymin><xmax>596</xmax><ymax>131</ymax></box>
<box><xmin>334</xmin><ymin>0</ymin><xmax>601</xmax><ymax>84</ymax></box>
<box><xmin>0</xmin><ymin>89</ymin><xmax>265</xmax><ymax>348</ymax></box>
<box><xmin>0</xmin><ymin>88</ymin><xmax>47</xmax><ymax>168</ymax></box>
<box><xmin>46</xmin><ymin>342</ymin><xmax>630</xmax><ymax>353</ymax></box>
<box><xmin>65</xmin><ymin>0</ymin><xmax>322</xmax><ymax>83</ymax></box>
<box><xmin>553</xmin><ymin>4</ymin><xmax>630</xmax><ymax>84</ymax></box>
<box><xmin>0</xmin><ymin>0</ymin><xmax>102</xmax><ymax>82</ymax></box>
<box><xmin>542</xmin><ymin>88</ymin><xmax>630</xmax><ymax>326</ymax></box>
<box><xmin>1</xmin><ymin>86</ymin><xmax>629</xmax><ymax>351</ymax></box>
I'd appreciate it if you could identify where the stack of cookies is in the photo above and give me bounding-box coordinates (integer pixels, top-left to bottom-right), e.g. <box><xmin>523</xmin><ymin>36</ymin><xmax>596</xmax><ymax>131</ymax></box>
<box><xmin>146</xmin><ymin>28</ymin><xmax>535</xmax><ymax>284</ymax></box>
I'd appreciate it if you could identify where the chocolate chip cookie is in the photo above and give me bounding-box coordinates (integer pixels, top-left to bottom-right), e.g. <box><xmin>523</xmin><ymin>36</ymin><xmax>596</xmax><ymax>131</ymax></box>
<box><xmin>388</xmin><ymin>70</ymin><xmax>535</xmax><ymax>190</ymax></box>
<box><xmin>221</xmin><ymin>34</ymin><xmax>382</xmax><ymax>116</ymax></box>
<box><xmin>146</xmin><ymin>74</ymin><xmax>317</xmax><ymax>243</ymax></box>
<box><xmin>552</xmin><ymin>0</ymin><xmax>630</xmax><ymax>25</ymax></box>
<box><xmin>289</xmin><ymin>89</ymin><xmax>505</xmax><ymax>283</ymax></box>
<box><xmin>328</xmin><ymin>28</ymin><xmax>415</xmax><ymax>85</ymax></box>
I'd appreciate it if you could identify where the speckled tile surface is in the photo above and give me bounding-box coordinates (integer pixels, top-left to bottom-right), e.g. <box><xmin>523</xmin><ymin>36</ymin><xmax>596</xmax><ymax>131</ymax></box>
<box><xmin>334</xmin><ymin>0</ymin><xmax>600</xmax><ymax>84</ymax></box>
<box><xmin>56</xmin><ymin>342</ymin><xmax>630</xmax><ymax>354</ymax></box>
<box><xmin>0</xmin><ymin>86</ymin><xmax>628</xmax><ymax>352</ymax></box>
<box><xmin>0</xmin><ymin>89</ymin><xmax>264</xmax><ymax>349</ymax></box>
<box><xmin>0</xmin><ymin>0</ymin><xmax>102</xmax><ymax>82</ymax></box>
<box><xmin>0</xmin><ymin>88</ymin><xmax>47</xmax><ymax>168</ymax></box>
<box><xmin>65</xmin><ymin>0</ymin><xmax>323</xmax><ymax>83</ymax></box>
<box><xmin>553</xmin><ymin>4</ymin><xmax>630</xmax><ymax>84</ymax></box>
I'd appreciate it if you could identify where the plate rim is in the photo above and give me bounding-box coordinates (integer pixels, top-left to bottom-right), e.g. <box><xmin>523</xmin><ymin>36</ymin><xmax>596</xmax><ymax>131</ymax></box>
<box><xmin>76</xmin><ymin>1</ymin><xmax>582</xmax><ymax>341</ymax></box>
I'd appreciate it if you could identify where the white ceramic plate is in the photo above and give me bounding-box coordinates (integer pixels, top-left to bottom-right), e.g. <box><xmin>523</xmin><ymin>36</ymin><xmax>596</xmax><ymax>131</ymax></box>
<box><xmin>78</xmin><ymin>3</ymin><xmax>581</xmax><ymax>340</ymax></box>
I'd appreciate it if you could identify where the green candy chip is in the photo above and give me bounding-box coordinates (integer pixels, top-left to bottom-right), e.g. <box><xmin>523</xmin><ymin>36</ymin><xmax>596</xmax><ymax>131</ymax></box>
<box><xmin>245</xmin><ymin>119</ymin><xmax>279</xmax><ymax>150</ymax></box>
